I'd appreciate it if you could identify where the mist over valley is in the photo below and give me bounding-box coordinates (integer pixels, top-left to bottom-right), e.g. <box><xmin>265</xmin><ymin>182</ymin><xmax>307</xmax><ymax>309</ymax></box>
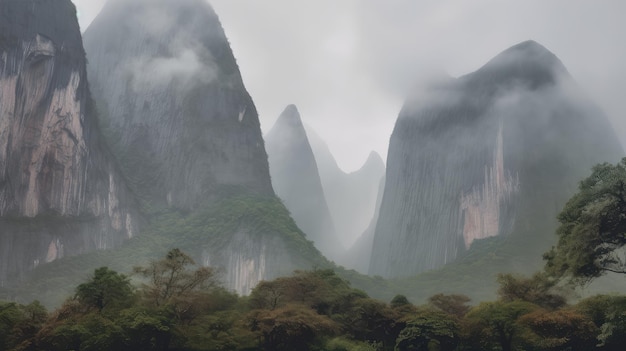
<box><xmin>1</xmin><ymin>1</ymin><xmax>625</xmax><ymax>350</ymax></box>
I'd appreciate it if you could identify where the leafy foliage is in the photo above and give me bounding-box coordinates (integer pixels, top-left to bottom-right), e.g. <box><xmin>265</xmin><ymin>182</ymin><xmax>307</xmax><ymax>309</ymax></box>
<box><xmin>395</xmin><ymin>310</ymin><xmax>460</xmax><ymax>351</ymax></box>
<box><xmin>75</xmin><ymin>267</ymin><xmax>135</xmax><ymax>312</ymax></box>
<box><xmin>497</xmin><ymin>273</ymin><xmax>567</xmax><ymax>310</ymax></box>
<box><xmin>545</xmin><ymin>158</ymin><xmax>626</xmax><ymax>283</ymax></box>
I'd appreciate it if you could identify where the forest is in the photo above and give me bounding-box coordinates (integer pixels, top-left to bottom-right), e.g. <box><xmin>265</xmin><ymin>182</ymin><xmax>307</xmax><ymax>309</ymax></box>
<box><xmin>2</xmin><ymin>159</ymin><xmax>626</xmax><ymax>351</ymax></box>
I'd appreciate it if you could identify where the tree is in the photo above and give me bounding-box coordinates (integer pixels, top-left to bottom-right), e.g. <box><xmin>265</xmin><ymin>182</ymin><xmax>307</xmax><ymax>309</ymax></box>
<box><xmin>497</xmin><ymin>273</ymin><xmax>567</xmax><ymax>310</ymax></box>
<box><xmin>427</xmin><ymin>293</ymin><xmax>471</xmax><ymax>318</ymax></box>
<box><xmin>342</xmin><ymin>298</ymin><xmax>403</xmax><ymax>349</ymax></box>
<box><xmin>134</xmin><ymin>249</ymin><xmax>217</xmax><ymax>309</ymax></box>
<box><xmin>519</xmin><ymin>309</ymin><xmax>598</xmax><ymax>351</ymax></box>
<box><xmin>545</xmin><ymin>158</ymin><xmax>626</xmax><ymax>284</ymax></box>
<box><xmin>464</xmin><ymin>300</ymin><xmax>537</xmax><ymax>351</ymax></box>
<box><xmin>574</xmin><ymin>294</ymin><xmax>626</xmax><ymax>350</ymax></box>
<box><xmin>76</xmin><ymin>267</ymin><xmax>135</xmax><ymax>312</ymax></box>
<box><xmin>395</xmin><ymin>310</ymin><xmax>459</xmax><ymax>351</ymax></box>
<box><xmin>248</xmin><ymin>304</ymin><xmax>338</xmax><ymax>351</ymax></box>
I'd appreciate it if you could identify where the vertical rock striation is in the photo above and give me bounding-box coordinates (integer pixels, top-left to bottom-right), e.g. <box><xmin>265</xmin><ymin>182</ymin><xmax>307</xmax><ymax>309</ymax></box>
<box><xmin>83</xmin><ymin>0</ymin><xmax>320</xmax><ymax>295</ymax></box>
<box><xmin>83</xmin><ymin>0</ymin><xmax>272</xmax><ymax>211</ymax></box>
<box><xmin>265</xmin><ymin>105</ymin><xmax>340</xmax><ymax>259</ymax></box>
<box><xmin>0</xmin><ymin>0</ymin><xmax>140</xmax><ymax>284</ymax></box>
<box><xmin>370</xmin><ymin>40</ymin><xmax>623</xmax><ymax>278</ymax></box>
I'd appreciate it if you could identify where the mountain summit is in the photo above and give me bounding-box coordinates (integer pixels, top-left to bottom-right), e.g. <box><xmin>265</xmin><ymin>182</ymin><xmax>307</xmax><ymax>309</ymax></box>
<box><xmin>369</xmin><ymin>40</ymin><xmax>623</xmax><ymax>278</ymax></box>
<box><xmin>265</xmin><ymin>105</ymin><xmax>340</xmax><ymax>259</ymax></box>
<box><xmin>84</xmin><ymin>0</ymin><xmax>273</xmax><ymax>211</ymax></box>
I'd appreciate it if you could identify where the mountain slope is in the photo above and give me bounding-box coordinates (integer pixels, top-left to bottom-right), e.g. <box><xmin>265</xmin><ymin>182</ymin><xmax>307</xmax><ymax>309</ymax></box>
<box><xmin>370</xmin><ymin>40</ymin><xmax>624</xmax><ymax>278</ymax></box>
<box><xmin>265</xmin><ymin>105</ymin><xmax>339</xmax><ymax>259</ymax></box>
<box><xmin>79</xmin><ymin>0</ymin><xmax>324</xmax><ymax>295</ymax></box>
<box><xmin>0</xmin><ymin>0</ymin><xmax>141</xmax><ymax>283</ymax></box>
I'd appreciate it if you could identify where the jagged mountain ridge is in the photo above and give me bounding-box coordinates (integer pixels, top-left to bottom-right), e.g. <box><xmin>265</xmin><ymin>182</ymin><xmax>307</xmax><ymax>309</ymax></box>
<box><xmin>0</xmin><ymin>0</ymin><xmax>141</xmax><ymax>284</ymax></box>
<box><xmin>307</xmin><ymin>128</ymin><xmax>385</xmax><ymax>249</ymax></box>
<box><xmin>84</xmin><ymin>0</ymin><xmax>272</xmax><ymax>211</ymax></box>
<box><xmin>265</xmin><ymin>105</ymin><xmax>340</xmax><ymax>259</ymax></box>
<box><xmin>370</xmin><ymin>40</ymin><xmax>624</xmax><ymax>278</ymax></box>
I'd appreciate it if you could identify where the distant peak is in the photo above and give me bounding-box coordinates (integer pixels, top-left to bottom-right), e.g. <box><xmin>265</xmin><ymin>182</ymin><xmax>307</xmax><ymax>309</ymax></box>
<box><xmin>276</xmin><ymin>104</ymin><xmax>304</xmax><ymax>129</ymax></box>
<box><xmin>357</xmin><ymin>151</ymin><xmax>385</xmax><ymax>174</ymax></box>
<box><xmin>484</xmin><ymin>40</ymin><xmax>563</xmax><ymax>70</ymax></box>
<box><xmin>365</xmin><ymin>151</ymin><xmax>384</xmax><ymax>166</ymax></box>
<box><xmin>471</xmin><ymin>40</ymin><xmax>568</xmax><ymax>88</ymax></box>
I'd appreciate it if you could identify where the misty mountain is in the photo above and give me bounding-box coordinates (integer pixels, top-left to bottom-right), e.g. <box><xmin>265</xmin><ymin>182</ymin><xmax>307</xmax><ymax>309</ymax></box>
<box><xmin>73</xmin><ymin>0</ymin><xmax>325</xmax><ymax>296</ymax></box>
<box><xmin>0</xmin><ymin>0</ymin><xmax>141</xmax><ymax>283</ymax></box>
<box><xmin>83</xmin><ymin>0</ymin><xmax>273</xmax><ymax>211</ymax></box>
<box><xmin>339</xmin><ymin>176</ymin><xmax>385</xmax><ymax>273</ymax></box>
<box><xmin>307</xmin><ymin>129</ymin><xmax>385</xmax><ymax>251</ymax></box>
<box><xmin>265</xmin><ymin>105</ymin><xmax>340</xmax><ymax>259</ymax></box>
<box><xmin>369</xmin><ymin>40</ymin><xmax>624</xmax><ymax>278</ymax></box>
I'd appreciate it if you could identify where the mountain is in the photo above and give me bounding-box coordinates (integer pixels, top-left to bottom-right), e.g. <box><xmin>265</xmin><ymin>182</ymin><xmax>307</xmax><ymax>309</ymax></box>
<box><xmin>369</xmin><ymin>40</ymin><xmax>624</xmax><ymax>278</ymax></box>
<box><xmin>308</xmin><ymin>129</ymin><xmax>385</xmax><ymax>250</ymax></box>
<box><xmin>80</xmin><ymin>0</ymin><xmax>322</xmax><ymax>296</ymax></box>
<box><xmin>340</xmin><ymin>176</ymin><xmax>385</xmax><ymax>273</ymax></box>
<box><xmin>0</xmin><ymin>0</ymin><xmax>141</xmax><ymax>284</ymax></box>
<box><xmin>265</xmin><ymin>105</ymin><xmax>339</xmax><ymax>259</ymax></box>
<box><xmin>83</xmin><ymin>0</ymin><xmax>272</xmax><ymax>211</ymax></box>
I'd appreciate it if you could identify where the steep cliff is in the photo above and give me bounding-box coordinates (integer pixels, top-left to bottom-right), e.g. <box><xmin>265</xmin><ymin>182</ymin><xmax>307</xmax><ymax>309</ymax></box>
<box><xmin>0</xmin><ymin>0</ymin><xmax>140</xmax><ymax>284</ymax></box>
<box><xmin>78</xmin><ymin>0</ymin><xmax>322</xmax><ymax>295</ymax></box>
<box><xmin>83</xmin><ymin>0</ymin><xmax>272</xmax><ymax>211</ymax></box>
<box><xmin>308</xmin><ymin>128</ymin><xmax>385</xmax><ymax>249</ymax></box>
<box><xmin>370</xmin><ymin>40</ymin><xmax>623</xmax><ymax>278</ymax></box>
<box><xmin>265</xmin><ymin>105</ymin><xmax>339</xmax><ymax>259</ymax></box>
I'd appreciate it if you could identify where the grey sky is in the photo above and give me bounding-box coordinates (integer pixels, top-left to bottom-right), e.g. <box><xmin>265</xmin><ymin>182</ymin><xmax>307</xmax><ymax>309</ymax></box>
<box><xmin>74</xmin><ymin>0</ymin><xmax>626</xmax><ymax>171</ymax></box>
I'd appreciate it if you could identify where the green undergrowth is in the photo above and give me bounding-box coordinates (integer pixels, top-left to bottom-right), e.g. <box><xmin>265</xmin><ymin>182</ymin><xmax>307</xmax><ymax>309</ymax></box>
<box><xmin>6</xmin><ymin>193</ymin><xmax>328</xmax><ymax>308</ymax></box>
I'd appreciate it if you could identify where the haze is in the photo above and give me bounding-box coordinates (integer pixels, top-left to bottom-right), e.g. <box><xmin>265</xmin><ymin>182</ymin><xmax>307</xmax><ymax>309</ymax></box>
<box><xmin>74</xmin><ymin>0</ymin><xmax>626</xmax><ymax>171</ymax></box>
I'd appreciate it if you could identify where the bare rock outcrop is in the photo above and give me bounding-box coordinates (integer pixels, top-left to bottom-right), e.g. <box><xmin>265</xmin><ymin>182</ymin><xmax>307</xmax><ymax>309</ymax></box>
<box><xmin>0</xmin><ymin>0</ymin><xmax>140</xmax><ymax>284</ymax></box>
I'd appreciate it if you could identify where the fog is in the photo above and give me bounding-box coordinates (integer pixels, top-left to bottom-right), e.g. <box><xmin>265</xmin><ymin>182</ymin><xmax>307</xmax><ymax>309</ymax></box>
<box><xmin>73</xmin><ymin>0</ymin><xmax>626</xmax><ymax>172</ymax></box>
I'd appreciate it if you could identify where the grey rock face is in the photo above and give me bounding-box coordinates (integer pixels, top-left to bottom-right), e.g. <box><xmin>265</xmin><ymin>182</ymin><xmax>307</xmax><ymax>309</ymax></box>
<box><xmin>83</xmin><ymin>0</ymin><xmax>272</xmax><ymax>210</ymax></box>
<box><xmin>0</xmin><ymin>0</ymin><xmax>140</xmax><ymax>284</ymax></box>
<box><xmin>265</xmin><ymin>105</ymin><xmax>339</xmax><ymax>259</ymax></box>
<box><xmin>370</xmin><ymin>40</ymin><xmax>623</xmax><ymax>278</ymax></box>
<box><xmin>308</xmin><ymin>128</ymin><xmax>385</xmax><ymax>250</ymax></box>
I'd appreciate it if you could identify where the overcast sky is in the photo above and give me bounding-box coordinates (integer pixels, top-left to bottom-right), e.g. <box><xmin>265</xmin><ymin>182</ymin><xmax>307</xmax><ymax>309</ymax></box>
<box><xmin>74</xmin><ymin>0</ymin><xmax>626</xmax><ymax>172</ymax></box>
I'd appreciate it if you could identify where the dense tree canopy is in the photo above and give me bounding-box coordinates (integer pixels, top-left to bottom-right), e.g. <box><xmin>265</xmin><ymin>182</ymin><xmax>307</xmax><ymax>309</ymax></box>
<box><xmin>4</xmin><ymin>247</ymin><xmax>626</xmax><ymax>350</ymax></box>
<box><xmin>545</xmin><ymin>158</ymin><xmax>626</xmax><ymax>283</ymax></box>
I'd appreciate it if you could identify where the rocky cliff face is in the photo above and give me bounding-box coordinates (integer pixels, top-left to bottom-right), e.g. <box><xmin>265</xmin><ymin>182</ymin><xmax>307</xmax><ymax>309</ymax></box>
<box><xmin>0</xmin><ymin>0</ymin><xmax>140</xmax><ymax>284</ymax></box>
<box><xmin>83</xmin><ymin>0</ymin><xmax>272</xmax><ymax>211</ymax></box>
<box><xmin>81</xmin><ymin>0</ymin><xmax>322</xmax><ymax>295</ymax></box>
<box><xmin>369</xmin><ymin>40</ymin><xmax>624</xmax><ymax>278</ymax></box>
<box><xmin>308</xmin><ymin>129</ymin><xmax>385</xmax><ymax>250</ymax></box>
<box><xmin>265</xmin><ymin>105</ymin><xmax>339</xmax><ymax>259</ymax></box>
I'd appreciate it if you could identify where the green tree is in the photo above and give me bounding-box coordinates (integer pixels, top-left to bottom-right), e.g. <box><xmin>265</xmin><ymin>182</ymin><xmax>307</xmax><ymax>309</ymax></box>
<box><xmin>519</xmin><ymin>309</ymin><xmax>598</xmax><ymax>351</ymax></box>
<box><xmin>427</xmin><ymin>294</ymin><xmax>471</xmax><ymax>318</ymax></box>
<box><xmin>464</xmin><ymin>300</ymin><xmax>537</xmax><ymax>351</ymax></box>
<box><xmin>248</xmin><ymin>304</ymin><xmax>338</xmax><ymax>351</ymax></box>
<box><xmin>134</xmin><ymin>249</ymin><xmax>217</xmax><ymax>308</ymax></box>
<box><xmin>574</xmin><ymin>294</ymin><xmax>626</xmax><ymax>350</ymax></box>
<box><xmin>395</xmin><ymin>310</ymin><xmax>459</xmax><ymax>351</ymax></box>
<box><xmin>76</xmin><ymin>267</ymin><xmax>135</xmax><ymax>312</ymax></box>
<box><xmin>497</xmin><ymin>273</ymin><xmax>567</xmax><ymax>310</ymax></box>
<box><xmin>342</xmin><ymin>298</ymin><xmax>403</xmax><ymax>349</ymax></box>
<box><xmin>0</xmin><ymin>302</ymin><xmax>23</xmax><ymax>349</ymax></box>
<box><xmin>545</xmin><ymin>158</ymin><xmax>626</xmax><ymax>283</ymax></box>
